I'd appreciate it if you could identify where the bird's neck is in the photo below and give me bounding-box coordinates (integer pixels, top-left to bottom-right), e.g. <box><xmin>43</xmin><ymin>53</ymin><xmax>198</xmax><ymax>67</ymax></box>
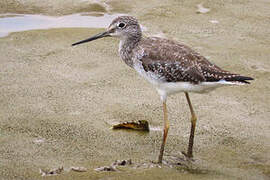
<box><xmin>119</xmin><ymin>35</ymin><xmax>141</xmax><ymax>68</ymax></box>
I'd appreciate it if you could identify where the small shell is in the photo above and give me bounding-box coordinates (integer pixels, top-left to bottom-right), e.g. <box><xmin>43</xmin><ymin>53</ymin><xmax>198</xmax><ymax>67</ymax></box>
<box><xmin>39</xmin><ymin>167</ymin><xmax>63</xmax><ymax>176</ymax></box>
<box><xmin>196</xmin><ymin>3</ymin><xmax>211</xmax><ymax>14</ymax></box>
<box><xmin>94</xmin><ymin>166</ymin><xmax>117</xmax><ymax>172</ymax></box>
<box><xmin>70</xmin><ymin>167</ymin><xmax>87</xmax><ymax>172</ymax></box>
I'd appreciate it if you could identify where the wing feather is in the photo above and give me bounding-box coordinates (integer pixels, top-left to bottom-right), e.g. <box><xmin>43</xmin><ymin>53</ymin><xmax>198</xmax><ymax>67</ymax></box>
<box><xmin>134</xmin><ymin>37</ymin><xmax>253</xmax><ymax>84</ymax></box>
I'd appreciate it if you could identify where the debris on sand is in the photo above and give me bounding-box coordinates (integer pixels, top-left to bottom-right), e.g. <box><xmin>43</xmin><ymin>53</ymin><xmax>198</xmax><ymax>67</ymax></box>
<box><xmin>95</xmin><ymin>159</ymin><xmax>132</xmax><ymax>172</ymax></box>
<box><xmin>70</xmin><ymin>166</ymin><xmax>87</xmax><ymax>172</ymax></box>
<box><xmin>112</xmin><ymin>159</ymin><xmax>132</xmax><ymax>166</ymax></box>
<box><xmin>33</xmin><ymin>138</ymin><xmax>45</xmax><ymax>144</ymax></box>
<box><xmin>95</xmin><ymin>165</ymin><xmax>117</xmax><ymax>172</ymax></box>
<box><xmin>39</xmin><ymin>167</ymin><xmax>64</xmax><ymax>176</ymax></box>
<box><xmin>112</xmin><ymin>120</ymin><xmax>150</xmax><ymax>132</ymax></box>
<box><xmin>209</xmin><ymin>20</ymin><xmax>219</xmax><ymax>24</ymax></box>
<box><xmin>39</xmin><ymin>166</ymin><xmax>87</xmax><ymax>176</ymax></box>
<box><xmin>196</xmin><ymin>3</ymin><xmax>211</xmax><ymax>14</ymax></box>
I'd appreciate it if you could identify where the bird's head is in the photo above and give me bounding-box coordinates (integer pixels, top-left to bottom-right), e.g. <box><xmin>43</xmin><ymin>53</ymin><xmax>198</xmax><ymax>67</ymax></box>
<box><xmin>72</xmin><ymin>16</ymin><xmax>142</xmax><ymax>46</ymax></box>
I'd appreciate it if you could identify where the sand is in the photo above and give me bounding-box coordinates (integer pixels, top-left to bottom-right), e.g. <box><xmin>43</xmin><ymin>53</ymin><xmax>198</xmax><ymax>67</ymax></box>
<box><xmin>0</xmin><ymin>0</ymin><xmax>269</xmax><ymax>179</ymax></box>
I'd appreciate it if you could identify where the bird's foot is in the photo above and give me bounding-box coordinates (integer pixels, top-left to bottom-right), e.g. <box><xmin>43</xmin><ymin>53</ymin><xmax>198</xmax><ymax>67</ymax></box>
<box><xmin>162</xmin><ymin>152</ymin><xmax>196</xmax><ymax>169</ymax></box>
<box><xmin>181</xmin><ymin>151</ymin><xmax>195</xmax><ymax>162</ymax></box>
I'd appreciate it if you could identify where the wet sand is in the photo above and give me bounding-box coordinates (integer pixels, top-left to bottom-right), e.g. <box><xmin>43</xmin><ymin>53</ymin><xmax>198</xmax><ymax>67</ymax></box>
<box><xmin>0</xmin><ymin>0</ymin><xmax>269</xmax><ymax>179</ymax></box>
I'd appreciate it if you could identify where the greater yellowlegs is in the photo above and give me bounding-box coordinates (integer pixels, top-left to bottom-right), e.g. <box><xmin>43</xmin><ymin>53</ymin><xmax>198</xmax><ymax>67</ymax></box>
<box><xmin>72</xmin><ymin>16</ymin><xmax>253</xmax><ymax>163</ymax></box>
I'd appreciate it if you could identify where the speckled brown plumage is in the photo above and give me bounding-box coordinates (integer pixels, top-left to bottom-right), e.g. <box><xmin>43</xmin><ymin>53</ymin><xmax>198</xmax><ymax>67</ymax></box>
<box><xmin>134</xmin><ymin>37</ymin><xmax>252</xmax><ymax>84</ymax></box>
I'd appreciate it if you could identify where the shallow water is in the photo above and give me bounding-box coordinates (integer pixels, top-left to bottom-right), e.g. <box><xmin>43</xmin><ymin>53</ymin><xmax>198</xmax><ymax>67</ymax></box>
<box><xmin>0</xmin><ymin>13</ymin><xmax>123</xmax><ymax>37</ymax></box>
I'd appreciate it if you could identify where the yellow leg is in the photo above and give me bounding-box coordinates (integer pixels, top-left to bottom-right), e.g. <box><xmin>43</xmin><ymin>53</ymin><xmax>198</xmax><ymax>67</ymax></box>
<box><xmin>184</xmin><ymin>92</ymin><xmax>197</xmax><ymax>158</ymax></box>
<box><xmin>158</xmin><ymin>102</ymin><xmax>169</xmax><ymax>163</ymax></box>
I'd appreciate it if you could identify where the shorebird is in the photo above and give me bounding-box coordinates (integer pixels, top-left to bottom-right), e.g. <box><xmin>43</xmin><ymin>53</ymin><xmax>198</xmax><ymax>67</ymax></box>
<box><xmin>72</xmin><ymin>16</ymin><xmax>253</xmax><ymax>163</ymax></box>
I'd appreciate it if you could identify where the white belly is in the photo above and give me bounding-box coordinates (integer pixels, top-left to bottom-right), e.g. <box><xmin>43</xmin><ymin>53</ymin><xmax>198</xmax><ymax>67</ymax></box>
<box><xmin>157</xmin><ymin>80</ymin><xmax>238</xmax><ymax>95</ymax></box>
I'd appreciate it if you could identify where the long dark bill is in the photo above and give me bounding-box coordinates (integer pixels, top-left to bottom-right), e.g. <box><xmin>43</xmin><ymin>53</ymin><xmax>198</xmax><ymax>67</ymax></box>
<box><xmin>72</xmin><ymin>31</ymin><xmax>109</xmax><ymax>46</ymax></box>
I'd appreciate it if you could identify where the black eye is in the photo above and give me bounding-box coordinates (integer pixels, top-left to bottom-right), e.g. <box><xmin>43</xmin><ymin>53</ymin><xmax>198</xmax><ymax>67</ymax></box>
<box><xmin>118</xmin><ymin>23</ymin><xmax>126</xmax><ymax>28</ymax></box>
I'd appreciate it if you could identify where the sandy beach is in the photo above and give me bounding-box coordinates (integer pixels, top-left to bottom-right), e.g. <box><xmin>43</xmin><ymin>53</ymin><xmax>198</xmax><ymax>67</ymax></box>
<box><xmin>0</xmin><ymin>0</ymin><xmax>269</xmax><ymax>179</ymax></box>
